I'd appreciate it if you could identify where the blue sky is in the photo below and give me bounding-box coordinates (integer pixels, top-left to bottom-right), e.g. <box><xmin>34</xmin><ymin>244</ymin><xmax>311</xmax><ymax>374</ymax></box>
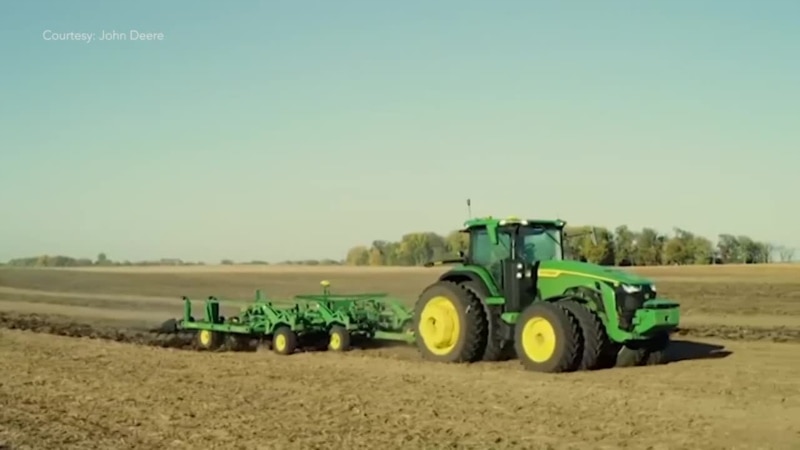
<box><xmin>0</xmin><ymin>0</ymin><xmax>797</xmax><ymax>262</ymax></box>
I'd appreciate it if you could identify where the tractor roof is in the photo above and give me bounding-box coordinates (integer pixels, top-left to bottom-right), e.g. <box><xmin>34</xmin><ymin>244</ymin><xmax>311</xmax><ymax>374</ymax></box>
<box><xmin>462</xmin><ymin>216</ymin><xmax>566</xmax><ymax>230</ymax></box>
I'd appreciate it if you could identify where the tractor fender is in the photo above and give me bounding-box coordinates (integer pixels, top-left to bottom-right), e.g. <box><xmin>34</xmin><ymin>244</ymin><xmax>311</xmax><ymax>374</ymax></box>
<box><xmin>438</xmin><ymin>270</ymin><xmax>487</xmax><ymax>290</ymax></box>
<box><xmin>439</xmin><ymin>270</ymin><xmax>512</xmax><ymax>358</ymax></box>
<box><xmin>562</xmin><ymin>286</ymin><xmax>605</xmax><ymax>313</ymax></box>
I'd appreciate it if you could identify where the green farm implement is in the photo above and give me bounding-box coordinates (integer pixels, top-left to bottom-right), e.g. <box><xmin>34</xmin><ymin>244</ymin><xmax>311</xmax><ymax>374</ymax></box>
<box><xmin>154</xmin><ymin>281</ymin><xmax>415</xmax><ymax>354</ymax></box>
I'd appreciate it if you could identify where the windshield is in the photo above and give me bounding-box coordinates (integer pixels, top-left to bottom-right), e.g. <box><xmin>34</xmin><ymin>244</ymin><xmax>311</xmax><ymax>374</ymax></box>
<box><xmin>519</xmin><ymin>227</ymin><xmax>563</xmax><ymax>263</ymax></box>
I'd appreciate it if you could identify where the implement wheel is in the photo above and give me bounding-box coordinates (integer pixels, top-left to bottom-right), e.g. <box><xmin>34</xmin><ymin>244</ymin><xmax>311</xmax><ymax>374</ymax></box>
<box><xmin>272</xmin><ymin>326</ymin><xmax>298</xmax><ymax>355</ymax></box>
<box><xmin>328</xmin><ymin>325</ymin><xmax>351</xmax><ymax>352</ymax></box>
<box><xmin>196</xmin><ymin>330</ymin><xmax>222</xmax><ymax>350</ymax></box>
<box><xmin>414</xmin><ymin>281</ymin><xmax>485</xmax><ymax>363</ymax></box>
<box><xmin>514</xmin><ymin>302</ymin><xmax>581</xmax><ymax>373</ymax></box>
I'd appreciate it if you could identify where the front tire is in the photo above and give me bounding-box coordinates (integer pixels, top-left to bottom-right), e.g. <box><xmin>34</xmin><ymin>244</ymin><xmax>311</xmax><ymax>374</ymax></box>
<box><xmin>615</xmin><ymin>344</ymin><xmax>647</xmax><ymax>367</ymax></box>
<box><xmin>414</xmin><ymin>281</ymin><xmax>485</xmax><ymax>363</ymax></box>
<box><xmin>514</xmin><ymin>302</ymin><xmax>581</xmax><ymax>373</ymax></box>
<box><xmin>644</xmin><ymin>333</ymin><xmax>670</xmax><ymax>365</ymax></box>
<box><xmin>616</xmin><ymin>333</ymin><xmax>670</xmax><ymax>367</ymax></box>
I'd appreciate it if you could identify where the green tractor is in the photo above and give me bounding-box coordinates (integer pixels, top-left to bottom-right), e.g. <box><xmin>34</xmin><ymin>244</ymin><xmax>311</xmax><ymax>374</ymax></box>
<box><xmin>414</xmin><ymin>216</ymin><xmax>680</xmax><ymax>372</ymax></box>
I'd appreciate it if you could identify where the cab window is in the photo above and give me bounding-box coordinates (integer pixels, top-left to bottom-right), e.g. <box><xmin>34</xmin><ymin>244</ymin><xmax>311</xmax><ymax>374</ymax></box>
<box><xmin>520</xmin><ymin>228</ymin><xmax>562</xmax><ymax>262</ymax></box>
<box><xmin>471</xmin><ymin>228</ymin><xmax>512</xmax><ymax>267</ymax></box>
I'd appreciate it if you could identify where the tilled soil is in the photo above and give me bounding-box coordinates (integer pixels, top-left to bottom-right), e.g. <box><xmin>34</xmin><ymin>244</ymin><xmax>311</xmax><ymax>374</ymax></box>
<box><xmin>2</xmin><ymin>327</ymin><xmax>800</xmax><ymax>450</ymax></box>
<box><xmin>0</xmin><ymin>311</ymin><xmax>197</xmax><ymax>349</ymax></box>
<box><xmin>675</xmin><ymin>323</ymin><xmax>800</xmax><ymax>343</ymax></box>
<box><xmin>2</xmin><ymin>266</ymin><xmax>800</xmax><ymax>449</ymax></box>
<box><xmin>2</xmin><ymin>311</ymin><xmax>799</xmax><ymax>355</ymax></box>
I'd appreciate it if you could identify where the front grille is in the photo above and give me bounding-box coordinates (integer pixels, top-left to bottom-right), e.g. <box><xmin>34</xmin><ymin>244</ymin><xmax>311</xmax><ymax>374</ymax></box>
<box><xmin>615</xmin><ymin>286</ymin><xmax>646</xmax><ymax>331</ymax></box>
<box><xmin>640</xmin><ymin>285</ymin><xmax>657</xmax><ymax>301</ymax></box>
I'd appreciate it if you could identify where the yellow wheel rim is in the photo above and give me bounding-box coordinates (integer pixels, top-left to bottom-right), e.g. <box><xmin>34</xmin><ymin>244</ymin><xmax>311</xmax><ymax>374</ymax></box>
<box><xmin>275</xmin><ymin>334</ymin><xmax>286</xmax><ymax>351</ymax></box>
<box><xmin>521</xmin><ymin>316</ymin><xmax>557</xmax><ymax>363</ymax></box>
<box><xmin>418</xmin><ymin>296</ymin><xmax>461</xmax><ymax>356</ymax></box>
<box><xmin>199</xmin><ymin>330</ymin><xmax>212</xmax><ymax>347</ymax></box>
<box><xmin>329</xmin><ymin>332</ymin><xmax>341</xmax><ymax>350</ymax></box>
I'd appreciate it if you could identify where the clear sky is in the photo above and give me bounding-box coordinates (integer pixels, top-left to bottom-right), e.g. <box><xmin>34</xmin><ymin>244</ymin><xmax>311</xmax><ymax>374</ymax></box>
<box><xmin>0</xmin><ymin>0</ymin><xmax>797</xmax><ymax>263</ymax></box>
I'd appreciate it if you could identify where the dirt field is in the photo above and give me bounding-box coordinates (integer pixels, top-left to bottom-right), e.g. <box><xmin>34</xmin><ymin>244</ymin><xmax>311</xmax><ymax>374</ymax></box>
<box><xmin>2</xmin><ymin>264</ymin><xmax>800</xmax><ymax>449</ymax></box>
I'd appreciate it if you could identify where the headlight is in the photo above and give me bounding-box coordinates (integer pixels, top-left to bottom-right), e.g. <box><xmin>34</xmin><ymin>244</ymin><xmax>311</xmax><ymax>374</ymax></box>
<box><xmin>621</xmin><ymin>284</ymin><xmax>643</xmax><ymax>294</ymax></box>
<box><xmin>651</xmin><ymin>285</ymin><xmax>657</xmax><ymax>292</ymax></box>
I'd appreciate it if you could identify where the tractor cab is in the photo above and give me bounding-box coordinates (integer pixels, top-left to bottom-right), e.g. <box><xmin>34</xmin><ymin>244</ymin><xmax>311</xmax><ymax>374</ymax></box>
<box><xmin>461</xmin><ymin>216</ymin><xmax>566</xmax><ymax>313</ymax></box>
<box><xmin>463</xmin><ymin>216</ymin><xmax>565</xmax><ymax>266</ymax></box>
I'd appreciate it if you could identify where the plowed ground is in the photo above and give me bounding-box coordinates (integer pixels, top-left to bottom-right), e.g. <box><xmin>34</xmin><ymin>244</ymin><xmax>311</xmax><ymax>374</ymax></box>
<box><xmin>1</xmin><ymin>264</ymin><xmax>800</xmax><ymax>449</ymax></box>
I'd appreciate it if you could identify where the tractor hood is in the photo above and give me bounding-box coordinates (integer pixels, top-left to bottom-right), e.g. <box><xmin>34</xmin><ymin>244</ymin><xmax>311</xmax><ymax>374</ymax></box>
<box><xmin>538</xmin><ymin>260</ymin><xmax>653</xmax><ymax>286</ymax></box>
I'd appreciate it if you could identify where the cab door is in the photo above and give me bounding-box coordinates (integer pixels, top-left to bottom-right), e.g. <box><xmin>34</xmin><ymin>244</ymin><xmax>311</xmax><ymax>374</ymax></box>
<box><xmin>469</xmin><ymin>227</ymin><xmax>512</xmax><ymax>290</ymax></box>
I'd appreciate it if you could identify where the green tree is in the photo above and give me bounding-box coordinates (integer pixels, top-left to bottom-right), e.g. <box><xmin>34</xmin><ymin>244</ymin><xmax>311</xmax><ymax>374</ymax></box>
<box><xmin>634</xmin><ymin>228</ymin><xmax>664</xmax><ymax>265</ymax></box>
<box><xmin>576</xmin><ymin>227</ymin><xmax>614</xmax><ymax>265</ymax></box>
<box><xmin>778</xmin><ymin>246</ymin><xmax>795</xmax><ymax>262</ymax></box>
<box><xmin>754</xmin><ymin>242</ymin><xmax>773</xmax><ymax>263</ymax></box>
<box><xmin>96</xmin><ymin>252</ymin><xmax>112</xmax><ymax>266</ymax></box>
<box><xmin>563</xmin><ymin>226</ymin><xmax>588</xmax><ymax>261</ymax></box>
<box><xmin>396</xmin><ymin>233</ymin><xmax>444</xmax><ymax>266</ymax></box>
<box><xmin>368</xmin><ymin>247</ymin><xmax>384</xmax><ymax>266</ymax></box>
<box><xmin>716</xmin><ymin>234</ymin><xmax>740</xmax><ymax>263</ymax></box>
<box><xmin>345</xmin><ymin>246</ymin><xmax>370</xmax><ymax>266</ymax></box>
<box><xmin>445</xmin><ymin>230</ymin><xmax>469</xmax><ymax>256</ymax></box>
<box><xmin>658</xmin><ymin>228</ymin><xmax>716</xmax><ymax>265</ymax></box>
<box><xmin>690</xmin><ymin>235</ymin><xmax>714</xmax><ymax>264</ymax></box>
<box><xmin>614</xmin><ymin>225</ymin><xmax>636</xmax><ymax>265</ymax></box>
<box><xmin>737</xmin><ymin>235</ymin><xmax>767</xmax><ymax>263</ymax></box>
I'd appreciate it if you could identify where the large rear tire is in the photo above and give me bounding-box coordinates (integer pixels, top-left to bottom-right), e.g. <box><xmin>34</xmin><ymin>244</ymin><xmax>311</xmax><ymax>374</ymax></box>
<box><xmin>558</xmin><ymin>300</ymin><xmax>608</xmax><ymax>370</ymax></box>
<box><xmin>460</xmin><ymin>280</ymin><xmax>512</xmax><ymax>362</ymax></box>
<box><xmin>514</xmin><ymin>302</ymin><xmax>581</xmax><ymax>373</ymax></box>
<box><xmin>414</xmin><ymin>281</ymin><xmax>485</xmax><ymax>363</ymax></box>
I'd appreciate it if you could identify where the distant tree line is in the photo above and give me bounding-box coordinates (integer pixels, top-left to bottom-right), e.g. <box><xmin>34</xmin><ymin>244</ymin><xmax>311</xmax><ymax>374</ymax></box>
<box><xmin>219</xmin><ymin>258</ymin><xmax>343</xmax><ymax>266</ymax></box>
<box><xmin>1</xmin><ymin>252</ymin><xmax>345</xmax><ymax>268</ymax></box>
<box><xmin>3</xmin><ymin>252</ymin><xmax>206</xmax><ymax>268</ymax></box>
<box><xmin>3</xmin><ymin>226</ymin><xmax>794</xmax><ymax>268</ymax></box>
<box><xmin>344</xmin><ymin>226</ymin><xmax>796</xmax><ymax>267</ymax></box>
